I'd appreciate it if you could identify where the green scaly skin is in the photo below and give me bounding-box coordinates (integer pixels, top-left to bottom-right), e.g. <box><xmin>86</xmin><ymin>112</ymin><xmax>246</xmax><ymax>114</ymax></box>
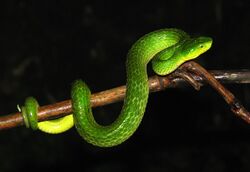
<box><xmin>21</xmin><ymin>28</ymin><xmax>212</xmax><ymax>147</ymax></box>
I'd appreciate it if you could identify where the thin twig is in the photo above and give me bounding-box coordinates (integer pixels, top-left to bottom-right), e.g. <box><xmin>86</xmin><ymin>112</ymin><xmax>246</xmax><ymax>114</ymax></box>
<box><xmin>0</xmin><ymin>61</ymin><xmax>249</xmax><ymax>130</ymax></box>
<box><xmin>180</xmin><ymin>61</ymin><xmax>250</xmax><ymax>123</ymax></box>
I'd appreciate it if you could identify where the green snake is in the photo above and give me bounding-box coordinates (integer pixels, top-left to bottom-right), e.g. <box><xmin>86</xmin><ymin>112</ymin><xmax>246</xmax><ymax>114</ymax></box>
<box><xmin>20</xmin><ymin>28</ymin><xmax>212</xmax><ymax>147</ymax></box>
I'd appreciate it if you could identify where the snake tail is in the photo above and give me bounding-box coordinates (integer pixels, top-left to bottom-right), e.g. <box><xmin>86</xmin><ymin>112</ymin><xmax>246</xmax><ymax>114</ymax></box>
<box><xmin>21</xmin><ymin>97</ymin><xmax>74</xmax><ymax>134</ymax></box>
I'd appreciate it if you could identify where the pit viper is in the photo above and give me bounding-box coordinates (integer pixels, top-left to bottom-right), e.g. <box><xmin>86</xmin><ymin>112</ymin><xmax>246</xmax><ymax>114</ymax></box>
<box><xmin>20</xmin><ymin>28</ymin><xmax>212</xmax><ymax>147</ymax></box>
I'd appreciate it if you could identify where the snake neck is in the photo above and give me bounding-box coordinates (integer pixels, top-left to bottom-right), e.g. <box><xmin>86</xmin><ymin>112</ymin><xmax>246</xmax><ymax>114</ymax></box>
<box><xmin>127</xmin><ymin>28</ymin><xmax>190</xmax><ymax>65</ymax></box>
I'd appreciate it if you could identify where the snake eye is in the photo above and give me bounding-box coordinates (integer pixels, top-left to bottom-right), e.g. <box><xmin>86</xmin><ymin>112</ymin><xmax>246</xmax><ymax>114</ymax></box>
<box><xmin>200</xmin><ymin>45</ymin><xmax>204</xmax><ymax>48</ymax></box>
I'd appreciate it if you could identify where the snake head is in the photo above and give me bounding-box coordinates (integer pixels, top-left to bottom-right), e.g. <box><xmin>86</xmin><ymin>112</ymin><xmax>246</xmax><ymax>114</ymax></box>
<box><xmin>152</xmin><ymin>36</ymin><xmax>213</xmax><ymax>75</ymax></box>
<box><xmin>181</xmin><ymin>36</ymin><xmax>213</xmax><ymax>60</ymax></box>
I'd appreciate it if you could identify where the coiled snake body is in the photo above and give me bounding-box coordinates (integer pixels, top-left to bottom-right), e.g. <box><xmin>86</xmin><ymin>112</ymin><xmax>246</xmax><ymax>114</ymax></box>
<box><xmin>20</xmin><ymin>28</ymin><xmax>212</xmax><ymax>147</ymax></box>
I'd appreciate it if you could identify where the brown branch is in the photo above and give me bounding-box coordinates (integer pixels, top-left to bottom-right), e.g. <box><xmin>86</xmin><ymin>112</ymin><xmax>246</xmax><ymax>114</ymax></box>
<box><xmin>0</xmin><ymin>61</ymin><xmax>250</xmax><ymax>130</ymax></box>
<box><xmin>180</xmin><ymin>62</ymin><xmax>250</xmax><ymax>123</ymax></box>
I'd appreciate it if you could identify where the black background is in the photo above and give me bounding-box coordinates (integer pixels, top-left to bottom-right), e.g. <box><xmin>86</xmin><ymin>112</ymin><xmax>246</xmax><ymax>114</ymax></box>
<box><xmin>1</xmin><ymin>0</ymin><xmax>250</xmax><ymax>171</ymax></box>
